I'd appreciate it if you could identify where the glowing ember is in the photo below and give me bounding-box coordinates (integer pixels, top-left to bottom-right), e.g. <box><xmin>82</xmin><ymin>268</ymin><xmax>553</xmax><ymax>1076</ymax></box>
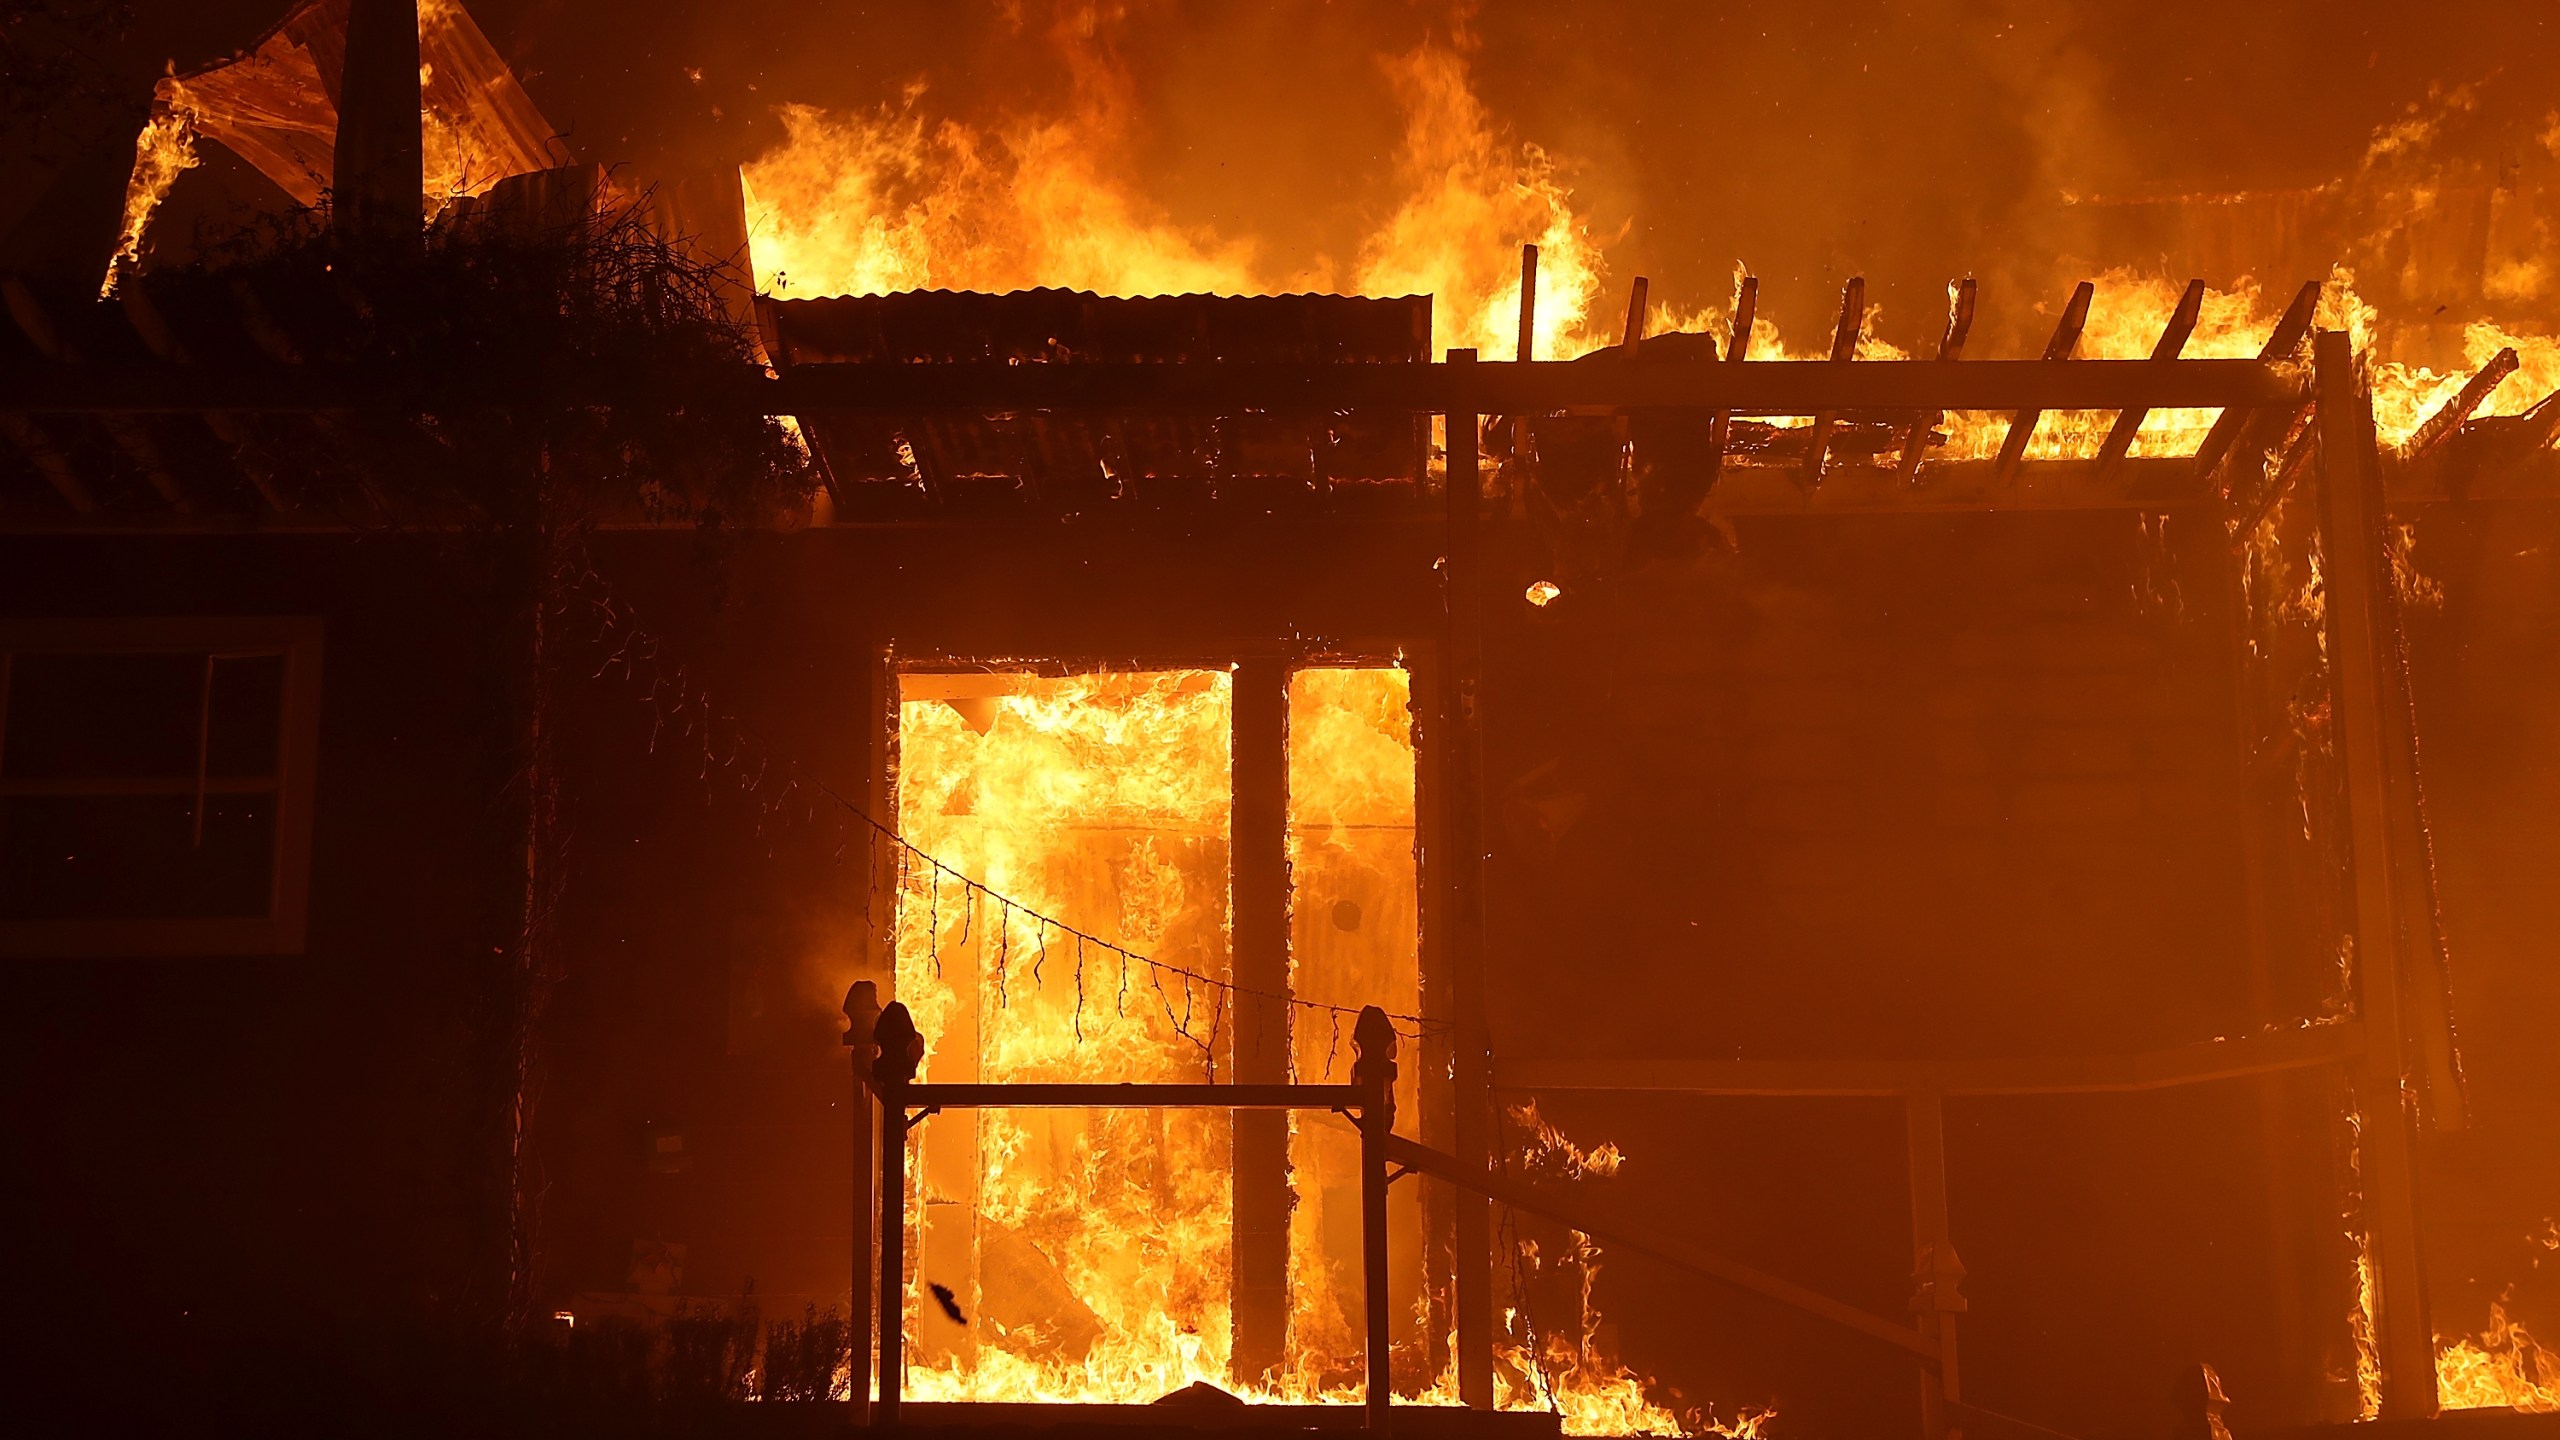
<box><xmin>1525</xmin><ymin>581</ymin><xmax>1562</xmax><ymax>608</ymax></box>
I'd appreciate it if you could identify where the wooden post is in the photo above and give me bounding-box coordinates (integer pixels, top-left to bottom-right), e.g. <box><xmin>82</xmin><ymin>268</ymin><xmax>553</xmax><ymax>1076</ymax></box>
<box><xmin>1906</xmin><ymin>1092</ymin><xmax>1965</xmax><ymax>1440</ymax></box>
<box><xmin>1513</xmin><ymin>246</ymin><xmax>1539</xmax><ymax>518</ymax></box>
<box><xmin>1231</xmin><ymin>657</ymin><xmax>1293</xmax><ymax>1389</ymax></box>
<box><xmin>1441</xmin><ymin>351</ymin><xmax>1496</xmax><ymax>1409</ymax></box>
<box><xmin>1355</xmin><ymin>1007</ymin><xmax>1401</xmax><ymax>1432</ymax></box>
<box><xmin>873</xmin><ymin>1002</ymin><xmax>923</xmax><ymax>1423</ymax></box>
<box><xmin>843</xmin><ymin>982</ymin><xmax>881</xmax><ymax>1422</ymax></box>
<box><xmin>2311</xmin><ymin>330</ymin><xmax>2439</xmax><ymax>1421</ymax></box>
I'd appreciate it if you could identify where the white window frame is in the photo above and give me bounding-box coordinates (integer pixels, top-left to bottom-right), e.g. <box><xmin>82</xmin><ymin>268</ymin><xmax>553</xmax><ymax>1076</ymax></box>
<box><xmin>0</xmin><ymin>617</ymin><xmax>324</xmax><ymax>958</ymax></box>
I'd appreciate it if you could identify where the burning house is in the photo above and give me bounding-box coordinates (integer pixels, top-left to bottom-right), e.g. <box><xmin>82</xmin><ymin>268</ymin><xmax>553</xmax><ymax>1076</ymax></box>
<box><xmin>10</xmin><ymin>3</ymin><xmax>2560</xmax><ymax>1438</ymax></box>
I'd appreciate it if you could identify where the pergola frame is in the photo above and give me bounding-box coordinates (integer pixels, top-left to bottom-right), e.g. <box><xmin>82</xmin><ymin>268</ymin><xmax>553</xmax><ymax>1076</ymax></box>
<box><xmin>0</xmin><ymin>288</ymin><xmax>2471</xmax><ymax>1432</ymax></box>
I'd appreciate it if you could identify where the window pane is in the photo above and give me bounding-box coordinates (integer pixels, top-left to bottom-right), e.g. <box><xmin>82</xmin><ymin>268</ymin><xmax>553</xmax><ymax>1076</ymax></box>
<box><xmin>4</xmin><ymin>653</ymin><xmax>207</xmax><ymax>780</ymax></box>
<box><xmin>0</xmin><ymin>794</ymin><xmax>275</xmax><ymax>920</ymax></box>
<box><xmin>206</xmin><ymin>654</ymin><xmax>286</xmax><ymax>779</ymax></box>
<box><xmin>1284</xmin><ymin>667</ymin><xmax>1422</xmax><ymax>1386</ymax></box>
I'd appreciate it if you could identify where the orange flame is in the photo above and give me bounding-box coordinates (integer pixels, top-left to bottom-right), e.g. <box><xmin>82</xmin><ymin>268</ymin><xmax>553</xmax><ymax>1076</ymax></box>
<box><xmin>102</xmin><ymin>105</ymin><xmax>202</xmax><ymax>297</ymax></box>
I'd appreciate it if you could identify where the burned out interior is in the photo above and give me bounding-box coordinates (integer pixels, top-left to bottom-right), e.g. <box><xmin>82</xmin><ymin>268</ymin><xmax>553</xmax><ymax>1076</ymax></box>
<box><xmin>9</xmin><ymin>5</ymin><xmax>2560</xmax><ymax>1440</ymax></box>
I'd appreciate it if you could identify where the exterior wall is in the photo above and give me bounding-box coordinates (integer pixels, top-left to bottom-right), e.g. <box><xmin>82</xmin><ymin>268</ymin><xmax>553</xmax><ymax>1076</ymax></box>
<box><xmin>5</xmin><ymin>499</ymin><xmax>2553</xmax><ymax>1438</ymax></box>
<box><xmin>0</xmin><ymin>532</ymin><xmax>518</xmax><ymax>1413</ymax></box>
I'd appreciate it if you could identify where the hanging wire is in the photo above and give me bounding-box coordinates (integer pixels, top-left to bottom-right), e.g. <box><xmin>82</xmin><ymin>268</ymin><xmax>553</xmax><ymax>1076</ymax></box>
<box><xmin>556</xmin><ymin>560</ymin><xmax>1447</xmax><ymax>1044</ymax></box>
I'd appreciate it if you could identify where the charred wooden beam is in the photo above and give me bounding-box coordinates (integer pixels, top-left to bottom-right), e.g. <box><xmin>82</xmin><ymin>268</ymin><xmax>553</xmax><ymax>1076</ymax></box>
<box><xmin>1991</xmin><ymin>281</ymin><xmax>2095</xmax><ymax>486</ymax></box>
<box><xmin>118</xmin><ymin>286</ymin><xmax>291</xmax><ymax>512</ymax></box>
<box><xmin>1492</xmin><ymin>1022</ymin><xmax>2362</xmax><ymax>1096</ymax></box>
<box><xmin>1705</xmin><ymin>275</ymin><xmax>1757</xmax><ymax>491</ymax></box>
<box><xmin>1379</xmin><ymin>1132</ymin><xmax>1937</xmax><ymax>1361</ymax></box>
<box><xmin>0</xmin><ymin>412</ymin><xmax>94</xmax><ymax>512</ymax></box>
<box><xmin>1229</xmin><ymin>657</ymin><xmax>1292</xmax><ymax>1392</ymax></box>
<box><xmin>1511</xmin><ymin>244</ymin><xmax>1537</xmax><ymax>518</ymax></box>
<box><xmin>1620</xmin><ymin>275</ymin><xmax>1650</xmax><ymax>353</ymax></box>
<box><xmin>2194</xmin><ymin>279</ymin><xmax>2322</xmax><ymax>488</ymax></box>
<box><xmin>2312</xmin><ymin>330</ymin><xmax>2440</xmax><ymax>1420</ymax></box>
<box><xmin>3</xmin><ymin>278</ymin><xmax>189</xmax><ymax>511</ymax></box>
<box><xmin>2093</xmin><ymin>278</ymin><xmax>2206</xmax><ymax>482</ymax></box>
<box><xmin>1897</xmin><ymin>279</ymin><xmax>1978</xmax><ymax>485</ymax></box>
<box><xmin>2401</xmin><ymin>347</ymin><xmax>2518</xmax><ymax>461</ymax></box>
<box><xmin>1801</xmin><ymin>276</ymin><xmax>1866</xmax><ymax>484</ymax></box>
<box><xmin>0</xmin><ymin>356</ymin><xmax>2304</xmax><ymax>417</ymax></box>
<box><xmin>1441</xmin><ymin>349</ymin><xmax>1496</xmax><ymax>1411</ymax></box>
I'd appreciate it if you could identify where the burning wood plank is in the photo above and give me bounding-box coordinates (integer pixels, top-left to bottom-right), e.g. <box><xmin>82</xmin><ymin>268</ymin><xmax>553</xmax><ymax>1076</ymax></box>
<box><xmin>2192</xmin><ymin>279</ymin><xmax>2322</xmax><ymax>488</ymax></box>
<box><xmin>2092</xmin><ymin>277</ymin><xmax>2206</xmax><ymax>481</ymax></box>
<box><xmin>2401</xmin><ymin>346</ymin><xmax>2521</xmax><ymax>461</ymax></box>
<box><xmin>1991</xmin><ymin>280</ymin><xmax>2095</xmax><ymax>487</ymax></box>
<box><xmin>1897</xmin><ymin>278</ymin><xmax>1978</xmax><ymax>485</ymax></box>
<box><xmin>1799</xmin><ymin>277</ymin><xmax>1866</xmax><ymax>484</ymax></box>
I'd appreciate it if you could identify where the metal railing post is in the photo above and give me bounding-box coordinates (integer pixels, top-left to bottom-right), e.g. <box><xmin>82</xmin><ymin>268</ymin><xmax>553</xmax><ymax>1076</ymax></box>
<box><xmin>1354</xmin><ymin>1006</ymin><xmax>1400</xmax><ymax>1432</ymax></box>
<box><xmin>843</xmin><ymin>982</ymin><xmax>881</xmax><ymax>1423</ymax></box>
<box><xmin>873</xmin><ymin>1001</ymin><xmax>923</xmax><ymax>1424</ymax></box>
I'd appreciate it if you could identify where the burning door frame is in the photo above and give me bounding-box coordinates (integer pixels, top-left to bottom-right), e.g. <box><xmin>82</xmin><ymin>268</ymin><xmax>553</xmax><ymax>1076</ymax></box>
<box><xmin>878</xmin><ymin>654</ymin><xmax>1436</xmax><ymax>1402</ymax></box>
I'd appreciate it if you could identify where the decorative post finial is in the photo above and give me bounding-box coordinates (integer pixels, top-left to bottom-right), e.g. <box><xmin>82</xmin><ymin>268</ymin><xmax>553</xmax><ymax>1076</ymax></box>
<box><xmin>873</xmin><ymin>1001</ymin><xmax>924</xmax><ymax>1086</ymax></box>
<box><xmin>1351</xmin><ymin>1005</ymin><xmax>1399</xmax><ymax>1128</ymax></box>
<box><xmin>843</xmin><ymin>980</ymin><xmax>880</xmax><ymax>1050</ymax></box>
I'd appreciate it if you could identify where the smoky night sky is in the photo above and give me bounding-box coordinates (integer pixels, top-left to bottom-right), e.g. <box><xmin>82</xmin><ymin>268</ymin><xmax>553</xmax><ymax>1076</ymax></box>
<box><xmin>95</xmin><ymin>0</ymin><xmax>2560</xmax><ymax>344</ymax></box>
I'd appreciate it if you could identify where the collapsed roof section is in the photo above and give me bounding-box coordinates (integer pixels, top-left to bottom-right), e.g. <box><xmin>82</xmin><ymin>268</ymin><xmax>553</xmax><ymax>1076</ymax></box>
<box><xmin>106</xmin><ymin>0</ymin><xmax>563</xmax><ymax>289</ymax></box>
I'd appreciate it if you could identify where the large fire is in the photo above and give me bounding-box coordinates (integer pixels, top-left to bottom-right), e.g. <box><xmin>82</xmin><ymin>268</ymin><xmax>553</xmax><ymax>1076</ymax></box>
<box><xmin>739</xmin><ymin>22</ymin><xmax>2560</xmax><ymax>471</ymax></box>
<box><xmin>892</xmin><ymin>665</ymin><xmax>1717</xmax><ymax>1432</ymax></box>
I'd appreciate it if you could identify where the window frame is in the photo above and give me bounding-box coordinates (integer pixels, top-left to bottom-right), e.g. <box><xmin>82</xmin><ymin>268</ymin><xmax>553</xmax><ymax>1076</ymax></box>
<box><xmin>0</xmin><ymin>616</ymin><xmax>324</xmax><ymax>958</ymax></box>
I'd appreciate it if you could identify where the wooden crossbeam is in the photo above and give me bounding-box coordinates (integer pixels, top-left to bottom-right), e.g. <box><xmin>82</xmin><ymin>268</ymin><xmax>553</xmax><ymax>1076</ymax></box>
<box><xmin>1379</xmin><ymin>1132</ymin><xmax>1938</xmax><ymax>1360</ymax></box>
<box><xmin>2093</xmin><ymin>279</ymin><xmax>2205</xmax><ymax>482</ymax></box>
<box><xmin>1991</xmin><ymin>281</ymin><xmax>2095</xmax><ymax>486</ymax></box>
<box><xmin>1897</xmin><ymin>279</ymin><xmax>1978</xmax><ymax>484</ymax></box>
<box><xmin>1494</xmin><ymin>1023</ymin><xmax>2361</xmax><ymax>1098</ymax></box>
<box><xmin>0</xmin><ymin>355</ymin><xmax>2303</xmax><ymax>418</ymax></box>
<box><xmin>2402</xmin><ymin>347</ymin><xmax>2519</xmax><ymax>460</ymax></box>
<box><xmin>3</xmin><ymin>278</ymin><xmax>188</xmax><ymax>511</ymax></box>
<box><xmin>1800</xmin><ymin>276</ymin><xmax>1866</xmax><ymax>483</ymax></box>
<box><xmin>2193</xmin><ymin>279</ymin><xmax>2322</xmax><ymax>487</ymax></box>
<box><xmin>0</xmin><ymin>412</ymin><xmax>95</xmax><ymax>512</ymax></box>
<box><xmin>119</xmin><ymin>286</ymin><xmax>291</xmax><ymax>512</ymax></box>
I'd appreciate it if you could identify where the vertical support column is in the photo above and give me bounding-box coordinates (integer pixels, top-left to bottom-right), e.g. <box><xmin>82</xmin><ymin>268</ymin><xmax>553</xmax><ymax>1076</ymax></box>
<box><xmin>873</xmin><ymin>1003</ymin><xmax>923</xmax><ymax>1424</ymax></box>
<box><xmin>842</xmin><ymin>982</ymin><xmax>880</xmax><ymax>1423</ymax></box>
<box><xmin>1906</xmin><ymin>1092</ymin><xmax>1965</xmax><ymax>1440</ymax></box>
<box><xmin>854</xmin><ymin>648</ymin><xmax>898</xmax><ymax>1414</ymax></box>
<box><xmin>2311</xmin><ymin>330</ymin><xmax>2439</xmax><ymax>1421</ymax></box>
<box><xmin>335</xmin><ymin>0</ymin><xmax>424</xmax><ymax>244</ymax></box>
<box><xmin>1231</xmin><ymin>657</ymin><xmax>1293</xmax><ymax>1389</ymax></box>
<box><xmin>1440</xmin><ymin>352</ymin><xmax>1497</xmax><ymax>1409</ymax></box>
<box><xmin>1355</xmin><ymin>1007</ymin><xmax>1402</xmax><ymax>1432</ymax></box>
